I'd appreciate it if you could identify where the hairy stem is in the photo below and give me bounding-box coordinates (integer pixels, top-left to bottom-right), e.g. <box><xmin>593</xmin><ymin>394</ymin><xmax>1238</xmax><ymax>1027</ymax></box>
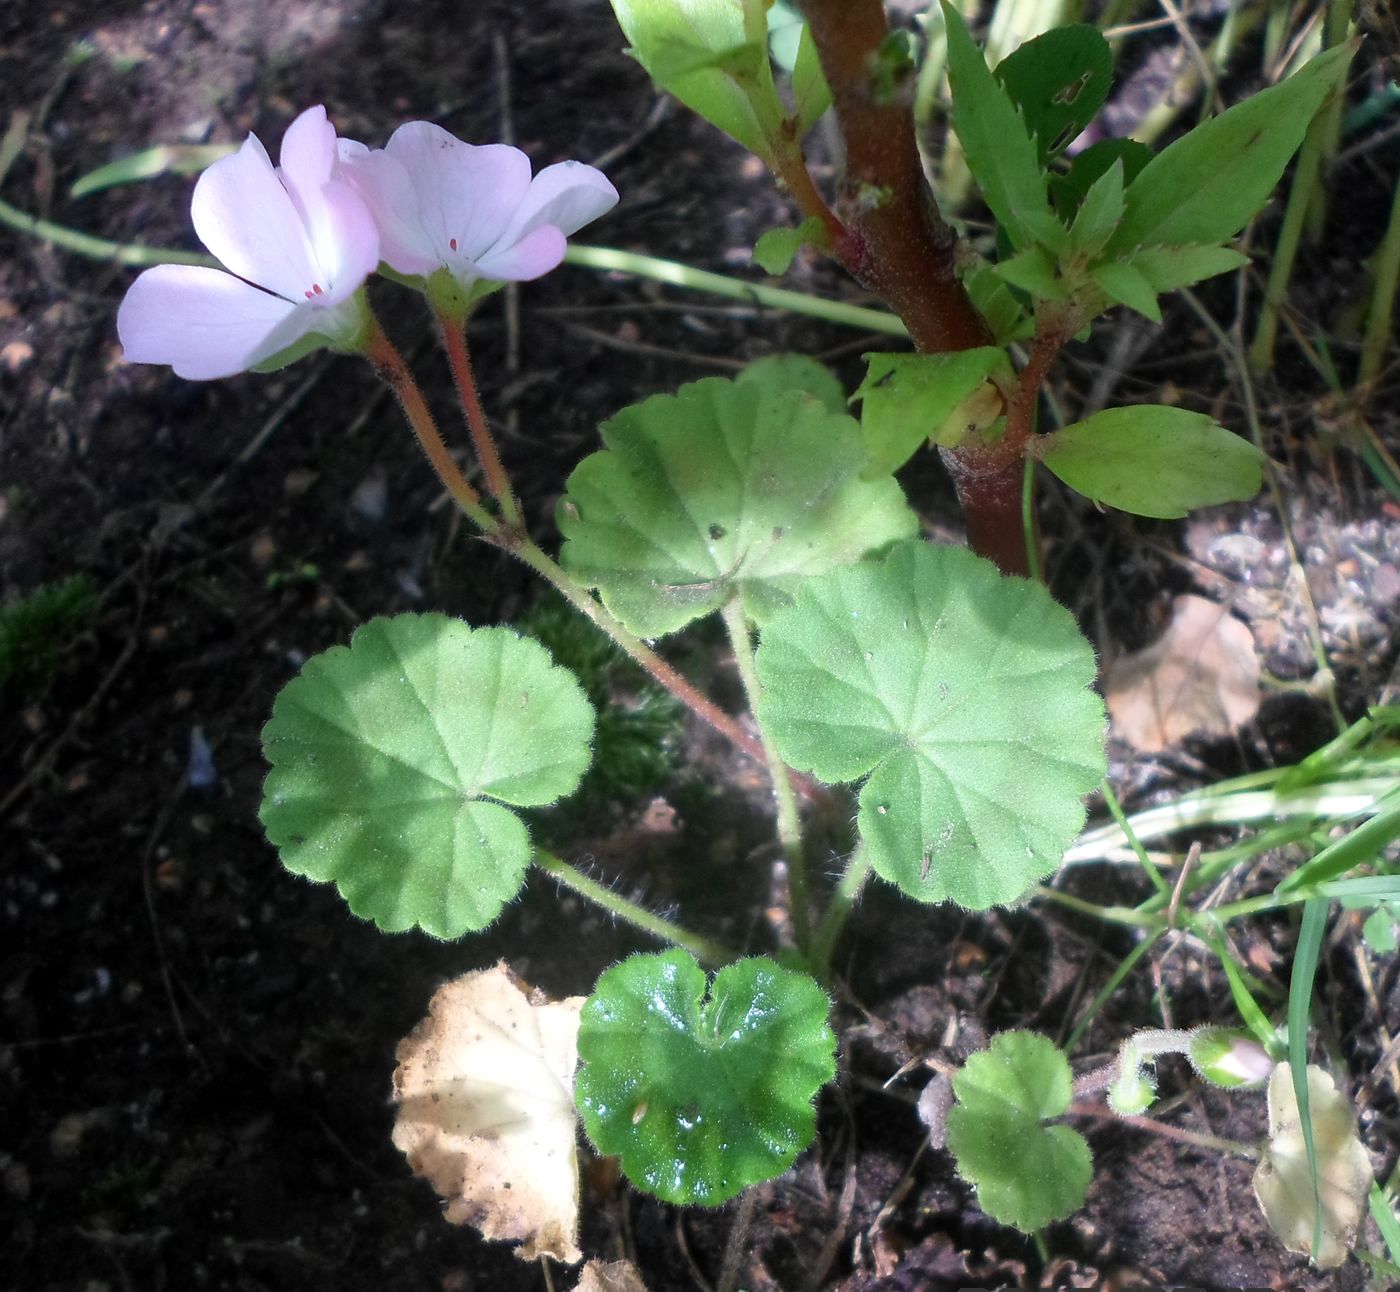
<box><xmin>720</xmin><ymin>598</ymin><xmax>811</xmax><ymax>949</ymax></box>
<box><xmin>435</xmin><ymin>308</ymin><xmax>524</xmax><ymax>527</ymax></box>
<box><xmin>363</xmin><ymin>322</ymin><xmax>499</xmax><ymax>533</ymax></box>
<box><xmin>532</xmin><ymin>849</ymin><xmax>735</xmax><ymax>966</ymax></box>
<box><xmin>811</xmin><ymin>842</ymin><xmax>874</xmax><ymax>979</ymax></box>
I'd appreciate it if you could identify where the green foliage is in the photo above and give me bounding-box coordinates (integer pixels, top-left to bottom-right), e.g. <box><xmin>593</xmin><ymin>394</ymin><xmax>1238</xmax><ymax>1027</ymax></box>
<box><xmin>853</xmin><ymin>347</ymin><xmax>1011</xmax><ymax>475</ymax></box>
<box><xmin>946</xmin><ymin>1031</ymin><xmax>1092</xmax><ymax>1231</ymax></box>
<box><xmin>755</xmin><ymin>541</ymin><xmax>1106</xmax><ymax>909</ymax></box>
<box><xmin>1039</xmin><ymin>406</ymin><xmax>1264</xmax><ymax>518</ymax></box>
<box><xmin>575</xmin><ymin>950</ymin><xmax>835</xmax><ymax>1206</ymax></box>
<box><xmin>0</xmin><ymin>574</ymin><xmax>97</xmax><ymax>690</ymax></box>
<box><xmin>516</xmin><ymin>593</ymin><xmax>683</xmax><ymax>829</ymax></box>
<box><xmin>558</xmin><ymin>356</ymin><xmax>917</xmax><ymax>637</ymax></box>
<box><xmin>608</xmin><ymin>0</ymin><xmax>789</xmax><ymax>160</ymax></box>
<box><xmin>260</xmin><ymin>615</ymin><xmax>595</xmax><ymax>938</ymax></box>
<box><xmin>994</xmin><ymin>25</ymin><xmax>1113</xmax><ymax>162</ymax></box>
<box><xmin>941</xmin><ymin>2</ymin><xmax>1053</xmax><ymax>252</ymax></box>
<box><xmin>1107</xmin><ymin>43</ymin><xmax>1354</xmax><ymax>254</ymax></box>
<box><xmin>753</xmin><ymin>216</ymin><xmax>825</xmax><ymax>275</ymax></box>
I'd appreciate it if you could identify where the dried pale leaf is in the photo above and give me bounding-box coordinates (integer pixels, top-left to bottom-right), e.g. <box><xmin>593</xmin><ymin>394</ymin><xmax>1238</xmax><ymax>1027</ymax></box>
<box><xmin>1252</xmin><ymin>1063</ymin><xmax>1372</xmax><ymax>1268</ymax></box>
<box><xmin>1105</xmin><ymin>594</ymin><xmax>1260</xmax><ymax>752</ymax></box>
<box><xmin>573</xmin><ymin>1259</ymin><xmax>651</xmax><ymax>1292</ymax></box>
<box><xmin>916</xmin><ymin>1073</ymin><xmax>955</xmax><ymax>1150</ymax></box>
<box><xmin>392</xmin><ymin>961</ymin><xmax>585</xmax><ymax>1264</ymax></box>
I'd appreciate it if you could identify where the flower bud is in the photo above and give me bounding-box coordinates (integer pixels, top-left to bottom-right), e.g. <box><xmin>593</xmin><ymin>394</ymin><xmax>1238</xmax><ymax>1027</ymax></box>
<box><xmin>1188</xmin><ymin>1027</ymin><xmax>1273</xmax><ymax>1088</ymax></box>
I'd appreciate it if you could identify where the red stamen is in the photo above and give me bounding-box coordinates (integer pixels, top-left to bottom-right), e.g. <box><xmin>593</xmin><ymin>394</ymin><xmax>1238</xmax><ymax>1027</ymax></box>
<box><xmin>449</xmin><ymin>237</ymin><xmax>458</xmax><ymax>251</ymax></box>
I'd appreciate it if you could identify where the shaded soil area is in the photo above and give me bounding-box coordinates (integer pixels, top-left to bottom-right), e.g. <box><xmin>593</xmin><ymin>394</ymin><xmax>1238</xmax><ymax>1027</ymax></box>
<box><xmin>1</xmin><ymin>1</ymin><xmax>1398</xmax><ymax>1290</ymax></box>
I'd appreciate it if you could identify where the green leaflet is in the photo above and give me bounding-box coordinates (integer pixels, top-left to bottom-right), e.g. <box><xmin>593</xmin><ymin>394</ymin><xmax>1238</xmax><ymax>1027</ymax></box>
<box><xmin>995</xmin><ymin>25</ymin><xmax>1114</xmax><ymax>162</ymax></box>
<box><xmin>947</xmin><ymin>1031</ymin><xmax>1093</xmax><ymax>1232</ymax></box>
<box><xmin>259</xmin><ymin>615</ymin><xmax>595</xmax><ymax>938</ymax></box>
<box><xmin>575</xmin><ymin>951</ymin><xmax>835</xmax><ymax>1206</ymax></box>
<box><xmin>1039</xmin><ymin>405</ymin><xmax>1264</xmax><ymax>518</ymax></box>
<box><xmin>558</xmin><ymin>357</ymin><xmax>917</xmax><ymax>637</ymax></box>
<box><xmin>1108</xmin><ymin>42</ymin><xmax>1354</xmax><ymax>253</ymax></box>
<box><xmin>755</xmin><ymin>542</ymin><xmax>1106</xmax><ymax>909</ymax></box>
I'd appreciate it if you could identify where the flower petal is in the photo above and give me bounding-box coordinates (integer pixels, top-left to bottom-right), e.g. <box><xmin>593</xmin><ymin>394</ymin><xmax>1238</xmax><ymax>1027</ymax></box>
<box><xmin>191</xmin><ymin>132</ymin><xmax>318</xmax><ymax>302</ymax></box>
<box><xmin>337</xmin><ymin>142</ymin><xmax>441</xmax><ymax>276</ymax></box>
<box><xmin>497</xmin><ymin>160</ymin><xmax>618</xmax><ymax>247</ymax></box>
<box><xmin>311</xmin><ymin>179</ymin><xmax>380</xmax><ymax>302</ymax></box>
<box><xmin>384</xmin><ymin>124</ymin><xmax>531</xmax><ymax>262</ymax></box>
<box><xmin>117</xmin><ymin>264</ymin><xmax>306</xmax><ymax>380</ymax></box>
<box><xmin>471</xmin><ymin>224</ymin><xmax>566</xmax><ymax>282</ymax></box>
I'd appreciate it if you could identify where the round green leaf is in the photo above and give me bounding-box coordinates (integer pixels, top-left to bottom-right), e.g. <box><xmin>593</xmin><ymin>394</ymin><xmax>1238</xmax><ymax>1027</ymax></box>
<box><xmin>575</xmin><ymin>950</ymin><xmax>835</xmax><ymax>1206</ymax></box>
<box><xmin>755</xmin><ymin>542</ymin><xmax>1105</xmax><ymax>909</ymax></box>
<box><xmin>260</xmin><ymin>614</ymin><xmax>595</xmax><ymax>938</ymax></box>
<box><xmin>946</xmin><ymin>1031</ymin><xmax>1092</xmax><ymax>1232</ymax></box>
<box><xmin>558</xmin><ymin>359</ymin><xmax>917</xmax><ymax>637</ymax></box>
<box><xmin>1039</xmin><ymin>405</ymin><xmax>1264</xmax><ymax>519</ymax></box>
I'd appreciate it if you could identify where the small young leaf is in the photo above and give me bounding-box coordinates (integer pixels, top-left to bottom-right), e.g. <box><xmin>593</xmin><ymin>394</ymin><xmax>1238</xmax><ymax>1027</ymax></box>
<box><xmin>753</xmin><ymin>215</ymin><xmax>825</xmax><ymax>274</ymax></box>
<box><xmin>1108</xmin><ymin>42</ymin><xmax>1355</xmax><ymax>253</ymax></box>
<box><xmin>609</xmin><ymin>0</ymin><xmax>783</xmax><ymax>157</ymax></box>
<box><xmin>260</xmin><ymin>615</ymin><xmax>595</xmax><ymax>938</ymax></box>
<box><xmin>755</xmin><ymin>542</ymin><xmax>1106</xmax><ymax>909</ymax></box>
<box><xmin>559</xmin><ymin>359</ymin><xmax>917</xmax><ymax>636</ymax></box>
<box><xmin>1051</xmin><ymin>137</ymin><xmax>1153</xmax><ymax>218</ymax></box>
<box><xmin>962</xmin><ymin>260</ymin><xmax>1033</xmax><ymax>344</ymax></box>
<box><xmin>575</xmin><ymin>951</ymin><xmax>835</xmax><ymax>1206</ymax></box>
<box><xmin>392</xmin><ymin>963</ymin><xmax>585</xmax><ymax>1263</ymax></box>
<box><xmin>995</xmin><ymin>25</ymin><xmax>1114</xmax><ymax>161</ymax></box>
<box><xmin>946</xmin><ymin>1031</ymin><xmax>1093</xmax><ymax>1232</ymax></box>
<box><xmin>1069</xmin><ymin>160</ymin><xmax>1125</xmax><ymax>257</ymax></box>
<box><xmin>941</xmin><ymin>1</ymin><xmax>1054</xmax><ymax>249</ymax></box>
<box><xmin>1091</xmin><ymin>258</ymin><xmax>1161</xmax><ymax>322</ymax></box>
<box><xmin>790</xmin><ymin>18</ymin><xmax>832</xmax><ymax>134</ymax></box>
<box><xmin>1129</xmin><ymin>244</ymin><xmax>1250</xmax><ymax>293</ymax></box>
<box><xmin>1039</xmin><ymin>406</ymin><xmax>1264</xmax><ymax>518</ymax></box>
<box><xmin>993</xmin><ymin>245</ymin><xmax>1066</xmax><ymax>299</ymax></box>
<box><xmin>853</xmin><ymin>348</ymin><xmax>1011</xmax><ymax>476</ymax></box>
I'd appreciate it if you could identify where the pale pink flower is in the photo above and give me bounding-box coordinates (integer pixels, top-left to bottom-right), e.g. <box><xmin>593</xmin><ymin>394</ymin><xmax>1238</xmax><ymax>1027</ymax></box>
<box><xmin>117</xmin><ymin>106</ymin><xmax>380</xmax><ymax>380</ymax></box>
<box><xmin>337</xmin><ymin>122</ymin><xmax>617</xmax><ymax>299</ymax></box>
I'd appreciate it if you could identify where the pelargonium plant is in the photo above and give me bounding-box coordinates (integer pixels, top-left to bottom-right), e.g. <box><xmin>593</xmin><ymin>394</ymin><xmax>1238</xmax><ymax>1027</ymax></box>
<box><xmin>114</xmin><ymin>0</ymin><xmax>1377</xmax><ymax>1275</ymax></box>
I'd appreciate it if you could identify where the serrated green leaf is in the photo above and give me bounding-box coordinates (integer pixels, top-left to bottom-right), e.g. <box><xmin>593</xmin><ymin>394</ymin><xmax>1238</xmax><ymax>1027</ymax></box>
<box><xmin>946</xmin><ymin>1031</ymin><xmax>1092</xmax><ymax>1231</ymax></box>
<box><xmin>995</xmin><ymin>26</ymin><xmax>1114</xmax><ymax>162</ymax></box>
<box><xmin>1129</xmin><ymin>244</ymin><xmax>1250</xmax><ymax>293</ymax></box>
<box><xmin>941</xmin><ymin>1</ymin><xmax>1053</xmax><ymax>250</ymax></box>
<box><xmin>1017</xmin><ymin>207</ymin><xmax>1074</xmax><ymax>259</ymax></box>
<box><xmin>736</xmin><ymin>351</ymin><xmax>847</xmax><ymax>412</ymax></box>
<box><xmin>1069</xmin><ymin>160</ymin><xmax>1125</xmax><ymax>257</ymax></box>
<box><xmin>755</xmin><ymin>542</ymin><xmax>1106</xmax><ymax>909</ymax></box>
<box><xmin>753</xmin><ymin>215</ymin><xmax>824</xmax><ymax>274</ymax></box>
<box><xmin>962</xmin><ymin>260</ymin><xmax>1033</xmax><ymax>344</ymax></box>
<box><xmin>1040</xmin><ymin>405</ymin><xmax>1264</xmax><ymax>518</ymax></box>
<box><xmin>790</xmin><ymin>19</ymin><xmax>832</xmax><ymax>134</ymax></box>
<box><xmin>1091</xmin><ymin>259</ymin><xmax>1161</xmax><ymax>322</ymax></box>
<box><xmin>1051</xmin><ymin>138</ymin><xmax>1153</xmax><ymax>220</ymax></box>
<box><xmin>609</xmin><ymin>0</ymin><xmax>783</xmax><ymax>156</ymax></box>
<box><xmin>260</xmin><ymin>615</ymin><xmax>595</xmax><ymax>938</ymax></box>
<box><xmin>558</xmin><ymin>360</ymin><xmax>917</xmax><ymax>637</ymax></box>
<box><xmin>993</xmin><ymin>245</ymin><xmax>1065</xmax><ymax>299</ymax></box>
<box><xmin>575</xmin><ymin>951</ymin><xmax>835</xmax><ymax>1206</ymax></box>
<box><xmin>853</xmin><ymin>348</ymin><xmax>1011</xmax><ymax>476</ymax></box>
<box><xmin>1108</xmin><ymin>42</ymin><xmax>1354</xmax><ymax>253</ymax></box>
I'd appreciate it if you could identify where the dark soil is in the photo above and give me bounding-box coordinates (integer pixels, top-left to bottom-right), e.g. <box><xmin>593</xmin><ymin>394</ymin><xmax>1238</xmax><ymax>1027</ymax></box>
<box><xmin>2</xmin><ymin>2</ymin><xmax>1398</xmax><ymax>1291</ymax></box>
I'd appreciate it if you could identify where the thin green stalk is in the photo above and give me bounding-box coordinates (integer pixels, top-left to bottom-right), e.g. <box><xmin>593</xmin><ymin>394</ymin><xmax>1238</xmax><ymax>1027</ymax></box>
<box><xmin>719</xmin><ymin>598</ymin><xmax>811</xmax><ymax>950</ymax></box>
<box><xmin>1303</xmin><ymin>0</ymin><xmax>1356</xmax><ymax>242</ymax></box>
<box><xmin>1063</xmin><ymin>930</ymin><xmax>1162</xmax><ymax>1053</ymax></box>
<box><xmin>511</xmin><ymin>538</ymin><xmax>775</xmax><ymax>774</ymax></box>
<box><xmin>563</xmin><ymin>245</ymin><xmax>908</xmax><ymax>336</ymax></box>
<box><xmin>1248</xmin><ymin>118</ymin><xmax>1326</xmax><ymax>373</ymax></box>
<box><xmin>1099</xmin><ymin>777</ymin><xmax>1171</xmax><ymax>897</ymax></box>
<box><xmin>1034</xmin><ymin>885</ymin><xmax>1159</xmax><ymax>928</ymax></box>
<box><xmin>811</xmin><ymin>842</ymin><xmax>874</xmax><ymax>978</ymax></box>
<box><xmin>1357</xmin><ymin>166</ymin><xmax>1400</xmax><ymax>396</ymax></box>
<box><xmin>532</xmin><ymin>849</ymin><xmax>735</xmax><ymax>966</ymax></box>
